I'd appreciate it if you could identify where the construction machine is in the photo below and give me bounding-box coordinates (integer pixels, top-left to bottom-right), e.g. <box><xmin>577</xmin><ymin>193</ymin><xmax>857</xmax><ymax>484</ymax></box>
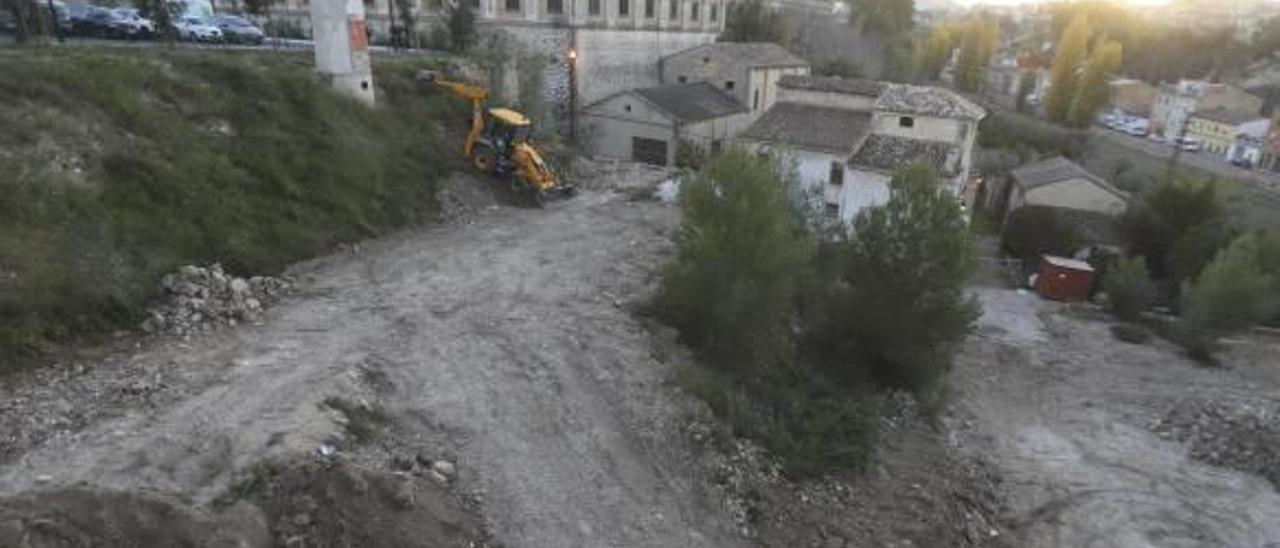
<box><xmin>419</xmin><ymin>69</ymin><xmax>574</xmax><ymax>206</ymax></box>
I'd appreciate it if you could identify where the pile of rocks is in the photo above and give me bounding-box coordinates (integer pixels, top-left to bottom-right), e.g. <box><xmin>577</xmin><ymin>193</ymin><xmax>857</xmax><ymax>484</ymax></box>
<box><xmin>1154</xmin><ymin>399</ymin><xmax>1280</xmax><ymax>488</ymax></box>
<box><xmin>141</xmin><ymin>264</ymin><xmax>292</xmax><ymax>336</ymax></box>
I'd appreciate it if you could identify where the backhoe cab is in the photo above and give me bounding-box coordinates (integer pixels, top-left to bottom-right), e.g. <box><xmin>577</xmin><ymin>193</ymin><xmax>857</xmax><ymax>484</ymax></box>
<box><xmin>419</xmin><ymin>69</ymin><xmax>574</xmax><ymax>207</ymax></box>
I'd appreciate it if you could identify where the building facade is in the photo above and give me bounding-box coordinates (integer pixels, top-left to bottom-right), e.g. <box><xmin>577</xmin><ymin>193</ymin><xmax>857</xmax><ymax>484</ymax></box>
<box><xmin>579</xmin><ymin>81</ymin><xmax>752</xmax><ymax>165</ymax></box>
<box><xmin>1186</xmin><ymin>109</ymin><xmax>1271</xmax><ymax>156</ymax></box>
<box><xmin>1151</xmin><ymin>80</ymin><xmax>1264</xmax><ymax>141</ymax></box>
<box><xmin>659</xmin><ymin>42</ymin><xmax>811</xmax><ymax>117</ymax></box>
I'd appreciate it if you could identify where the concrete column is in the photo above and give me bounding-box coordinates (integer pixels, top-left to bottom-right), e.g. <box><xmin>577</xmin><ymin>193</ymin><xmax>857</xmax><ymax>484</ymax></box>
<box><xmin>311</xmin><ymin>0</ymin><xmax>376</xmax><ymax>105</ymax></box>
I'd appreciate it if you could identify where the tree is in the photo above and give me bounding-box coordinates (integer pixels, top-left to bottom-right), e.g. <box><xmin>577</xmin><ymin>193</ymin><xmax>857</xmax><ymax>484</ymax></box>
<box><xmin>913</xmin><ymin>25</ymin><xmax>953</xmax><ymax>83</ymax></box>
<box><xmin>1179</xmin><ymin>234</ymin><xmax>1278</xmax><ymax>358</ymax></box>
<box><xmin>1104</xmin><ymin>256</ymin><xmax>1156</xmax><ymax>322</ymax></box>
<box><xmin>1122</xmin><ymin>178</ymin><xmax>1227</xmax><ymax>283</ymax></box>
<box><xmin>1067</xmin><ymin>39</ymin><xmax>1122</xmax><ymax>128</ymax></box>
<box><xmin>720</xmin><ymin>0</ymin><xmax>786</xmax><ymax>44</ymax></box>
<box><xmin>2</xmin><ymin>0</ymin><xmax>44</xmax><ymax>43</ymax></box>
<box><xmin>809</xmin><ymin>163</ymin><xmax>979</xmax><ymax>395</ymax></box>
<box><xmin>846</xmin><ymin>0</ymin><xmax>914</xmax><ymax>81</ymax></box>
<box><xmin>1001</xmin><ymin>206</ymin><xmax>1081</xmax><ymax>261</ymax></box>
<box><xmin>447</xmin><ymin>0</ymin><xmax>476</xmax><ymax>53</ymax></box>
<box><xmin>954</xmin><ymin>16</ymin><xmax>1000</xmax><ymax>92</ymax></box>
<box><xmin>655</xmin><ymin>148</ymin><xmax>814</xmax><ymax>372</ymax></box>
<box><xmin>1014</xmin><ymin>70</ymin><xmax>1037</xmax><ymax>112</ymax></box>
<box><xmin>393</xmin><ymin>0</ymin><xmax>419</xmax><ymax>48</ymax></box>
<box><xmin>1045</xmin><ymin>15</ymin><xmax>1090</xmax><ymax>125</ymax></box>
<box><xmin>136</xmin><ymin>0</ymin><xmax>178</xmax><ymax>43</ymax></box>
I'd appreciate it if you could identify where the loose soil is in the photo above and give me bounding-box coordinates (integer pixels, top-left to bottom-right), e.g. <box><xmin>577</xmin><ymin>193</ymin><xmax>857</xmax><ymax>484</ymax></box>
<box><xmin>954</xmin><ymin>288</ymin><xmax>1280</xmax><ymax>547</ymax></box>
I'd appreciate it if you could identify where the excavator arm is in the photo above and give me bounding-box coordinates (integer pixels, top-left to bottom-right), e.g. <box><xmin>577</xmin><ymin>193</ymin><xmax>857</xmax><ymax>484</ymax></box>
<box><xmin>419</xmin><ymin>71</ymin><xmax>488</xmax><ymax>158</ymax></box>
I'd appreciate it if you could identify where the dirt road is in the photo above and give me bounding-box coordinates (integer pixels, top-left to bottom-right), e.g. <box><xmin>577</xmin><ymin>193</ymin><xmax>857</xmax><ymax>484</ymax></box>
<box><xmin>955</xmin><ymin>289</ymin><xmax>1280</xmax><ymax>548</ymax></box>
<box><xmin>0</xmin><ymin>186</ymin><xmax>743</xmax><ymax>547</ymax></box>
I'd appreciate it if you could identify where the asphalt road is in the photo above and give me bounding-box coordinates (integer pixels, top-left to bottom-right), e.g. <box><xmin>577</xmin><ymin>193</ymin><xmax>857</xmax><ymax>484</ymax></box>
<box><xmin>1092</xmin><ymin>127</ymin><xmax>1280</xmax><ymax>190</ymax></box>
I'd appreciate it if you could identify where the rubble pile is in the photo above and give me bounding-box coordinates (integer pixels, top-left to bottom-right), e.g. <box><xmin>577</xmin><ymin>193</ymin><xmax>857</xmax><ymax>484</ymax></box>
<box><xmin>141</xmin><ymin>264</ymin><xmax>292</xmax><ymax>336</ymax></box>
<box><xmin>1154</xmin><ymin>399</ymin><xmax>1280</xmax><ymax>488</ymax></box>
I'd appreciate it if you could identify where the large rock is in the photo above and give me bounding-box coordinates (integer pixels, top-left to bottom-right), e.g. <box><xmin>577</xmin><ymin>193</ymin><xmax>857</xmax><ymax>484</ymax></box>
<box><xmin>141</xmin><ymin>263</ymin><xmax>294</xmax><ymax>336</ymax></box>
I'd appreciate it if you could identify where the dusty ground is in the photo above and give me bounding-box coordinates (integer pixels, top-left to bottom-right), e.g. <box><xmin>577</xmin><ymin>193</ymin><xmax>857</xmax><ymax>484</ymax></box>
<box><xmin>955</xmin><ymin>288</ymin><xmax>1280</xmax><ymax>547</ymax></box>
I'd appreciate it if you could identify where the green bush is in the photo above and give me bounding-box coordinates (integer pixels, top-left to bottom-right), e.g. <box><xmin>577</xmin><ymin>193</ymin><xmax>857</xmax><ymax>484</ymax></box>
<box><xmin>808</xmin><ymin>163</ymin><xmax>980</xmax><ymax>396</ymax></box>
<box><xmin>0</xmin><ymin>51</ymin><xmax>463</xmax><ymax>365</ymax></box>
<box><xmin>655</xmin><ymin>148</ymin><xmax>813</xmax><ymax>372</ymax></box>
<box><xmin>1122</xmin><ymin>178</ymin><xmax>1228</xmax><ymax>283</ymax></box>
<box><xmin>1178</xmin><ymin>234</ymin><xmax>1278</xmax><ymax>359</ymax></box>
<box><xmin>1001</xmin><ymin>206</ymin><xmax>1081</xmax><ymax>261</ymax></box>
<box><xmin>1104</xmin><ymin>256</ymin><xmax>1156</xmax><ymax>322</ymax></box>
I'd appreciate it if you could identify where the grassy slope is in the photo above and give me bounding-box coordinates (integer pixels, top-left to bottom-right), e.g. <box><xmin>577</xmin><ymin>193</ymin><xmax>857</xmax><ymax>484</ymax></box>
<box><xmin>0</xmin><ymin>48</ymin><xmax>464</xmax><ymax>363</ymax></box>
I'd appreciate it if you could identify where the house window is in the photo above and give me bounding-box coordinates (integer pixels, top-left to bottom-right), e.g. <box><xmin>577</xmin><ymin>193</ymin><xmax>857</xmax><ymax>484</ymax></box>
<box><xmin>678</xmin><ymin>75</ymin><xmax>687</xmax><ymax>83</ymax></box>
<box><xmin>471</xmin><ymin>0</ymin><xmax>480</xmax><ymax>7</ymax></box>
<box><xmin>899</xmin><ymin>116</ymin><xmax>914</xmax><ymax>128</ymax></box>
<box><xmin>645</xmin><ymin>0</ymin><xmax>654</xmax><ymax>16</ymax></box>
<box><xmin>505</xmin><ymin>0</ymin><xmax>519</xmax><ymax>12</ymax></box>
<box><xmin>669</xmin><ymin>0</ymin><xmax>677</xmax><ymax>19</ymax></box>
<box><xmin>619</xmin><ymin>0</ymin><xmax>629</xmax><ymax>15</ymax></box>
<box><xmin>624</xmin><ymin>103</ymin><xmax>632</xmax><ymax>112</ymax></box>
<box><xmin>711</xmin><ymin>139</ymin><xmax>723</xmax><ymax>154</ymax></box>
<box><xmin>710</xmin><ymin>2</ymin><xmax>716</xmax><ymax>20</ymax></box>
<box><xmin>589</xmin><ymin>0</ymin><xmax>600</xmax><ymax>14</ymax></box>
<box><xmin>753</xmin><ymin>89</ymin><xmax>760</xmax><ymax>110</ymax></box>
<box><xmin>690</xmin><ymin>0</ymin><xmax>698</xmax><ymax>19</ymax></box>
<box><xmin>547</xmin><ymin>0</ymin><xmax>562</xmax><ymax>13</ymax></box>
<box><xmin>828</xmin><ymin>162</ymin><xmax>844</xmax><ymax>186</ymax></box>
<box><xmin>825</xmin><ymin>204</ymin><xmax>839</xmax><ymax>219</ymax></box>
<box><xmin>725</xmin><ymin>80</ymin><xmax>735</xmax><ymax>90</ymax></box>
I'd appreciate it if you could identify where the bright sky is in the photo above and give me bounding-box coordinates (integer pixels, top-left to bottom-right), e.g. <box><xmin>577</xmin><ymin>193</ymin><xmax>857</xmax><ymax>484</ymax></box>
<box><xmin>950</xmin><ymin>0</ymin><xmax>1172</xmax><ymax>5</ymax></box>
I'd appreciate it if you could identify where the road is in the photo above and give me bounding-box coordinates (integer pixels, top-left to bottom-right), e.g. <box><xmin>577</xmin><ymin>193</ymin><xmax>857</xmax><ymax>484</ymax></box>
<box><xmin>0</xmin><ymin>186</ymin><xmax>744</xmax><ymax>547</ymax></box>
<box><xmin>1093</xmin><ymin>128</ymin><xmax>1280</xmax><ymax>189</ymax></box>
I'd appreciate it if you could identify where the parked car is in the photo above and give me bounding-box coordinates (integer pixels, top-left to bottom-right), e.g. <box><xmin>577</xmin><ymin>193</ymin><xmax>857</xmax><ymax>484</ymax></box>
<box><xmin>175</xmin><ymin>16</ymin><xmax>222</xmax><ymax>42</ymax></box>
<box><xmin>70</xmin><ymin>6</ymin><xmax>117</xmax><ymax>37</ymax></box>
<box><xmin>1175</xmin><ymin>138</ymin><xmax>1202</xmax><ymax>153</ymax></box>
<box><xmin>110</xmin><ymin>8</ymin><xmax>153</xmax><ymax>39</ymax></box>
<box><xmin>212</xmin><ymin>15</ymin><xmax>264</xmax><ymax>45</ymax></box>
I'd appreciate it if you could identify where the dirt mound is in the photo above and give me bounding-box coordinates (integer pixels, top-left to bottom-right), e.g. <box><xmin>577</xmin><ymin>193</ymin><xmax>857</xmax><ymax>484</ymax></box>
<box><xmin>142</xmin><ymin>264</ymin><xmax>293</xmax><ymax>337</ymax></box>
<box><xmin>0</xmin><ymin>488</ymin><xmax>268</xmax><ymax>548</ymax></box>
<box><xmin>435</xmin><ymin>172</ymin><xmax>499</xmax><ymax>225</ymax></box>
<box><xmin>227</xmin><ymin>458</ymin><xmax>486</xmax><ymax>548</ymax></box>
<box><xmin>692</xmin><ymin>393</ymin><xmax>1008</xmax><ymax>548</ymax></box>
<box><xmin>1154</xmin><ymin>399</ymin><xmax>1280</xmax><ymax>489</ymax></box>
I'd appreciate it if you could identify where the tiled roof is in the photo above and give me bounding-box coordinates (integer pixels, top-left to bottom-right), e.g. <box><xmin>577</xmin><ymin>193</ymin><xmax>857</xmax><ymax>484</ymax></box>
<box><xmin>874</xmin><ymin>83</ymin><xmax>986</xmax><ymax>121</ymax></box>
<box><xmin>1009</xmin><ymin>156</ymin><xmax>1126</xmax><ymax>200</ymax></box>
<box><xmin>738</xmin><ymin>102</ymin><xmax>872</xmax><ymax>154</ymax></box>
<box><xmin>849</xmin><ymin>135</ymin><xmax>959</xmax><ymax>176</ymax></box>
<box><xmin>1192</xmin><ymin>107</ymin><xmax>1263</xmax><ymax>126</ymax></box>
<box><xmin>662</xmin><ymin>42</ymin><xmax>809</xmax><ymax>68</ymax></box>
<box><xmin>631</xmin><ymin>82</ymin><xmax>748</xmax><ymax>122</ymax></box>
<box><xmin>777</xmin><ymin>74</ymin><xmax>885</xmax><ymax>97</ymax></box>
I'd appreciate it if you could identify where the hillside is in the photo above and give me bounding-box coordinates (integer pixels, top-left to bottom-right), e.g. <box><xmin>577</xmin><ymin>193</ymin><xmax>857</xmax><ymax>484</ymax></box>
<box><xmin>0</xmin><ymin>49</ymin><xmax>464</xmax><ymax>365</ymax></box>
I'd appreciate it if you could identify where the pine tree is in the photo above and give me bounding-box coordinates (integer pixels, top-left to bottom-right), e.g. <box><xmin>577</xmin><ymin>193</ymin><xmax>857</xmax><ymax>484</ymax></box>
<box><xmin>1045</xmin><ymin>15</ymin><xmax>1090</xmax><ymax>125</ymax></box>
<box><xmin>1067</xmin><ymin>40</ymin><xmax>1122</xmax><ymax>128</ymax></box>
<box><xmin>721</xmin><ymin>0</ymin><xmax>786</xmax><ymax>44</ymax></box>
<box><xmin>912</xmin><ymin>25</ymin><xmax>952</xmax><ymax>83</ymax></box>
<box><xmin>1179</xmin><ymin>234</ymin><xmax>1278</xmax><ymax>358</ymax></box>
<box><xmin>447</xmin><ymin>0</ymin><xmax>476</xmax><ymax>53</ymax></box>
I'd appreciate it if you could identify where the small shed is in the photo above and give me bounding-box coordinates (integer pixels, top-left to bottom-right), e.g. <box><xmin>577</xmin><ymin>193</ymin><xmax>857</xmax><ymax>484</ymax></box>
<box><xmin>1036</xmin><ymin>255</ymin><xmax>1095</xmax><ymax>302</ymax></box>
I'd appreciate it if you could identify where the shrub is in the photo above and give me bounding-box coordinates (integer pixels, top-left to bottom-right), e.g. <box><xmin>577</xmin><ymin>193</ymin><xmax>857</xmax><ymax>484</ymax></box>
<box><xmin>1002</xmin><ymin>206</ymin><xmax>1081</xmax><ymax>261</ymax></box>
<box><xmin>1178</xmin><ymin>234</ymin><xmax>1278</xmax><ymax>359</ymax></box>
<box><xmin>1122</xmin><ymin>178</ymin><xmax>1227</xmax><ymax>283</ymax></box>
<box><xmin>1104</xmin><ymin>256</ymin><xmax>1156</xmax><ymax>322</ymax></box>
<box><xmin>654</xmin><ymin>148</ymin><xmax>813</xmax><ymax>372</ymax></box>
<box><xmin>808</xmin><ymin>163</ymin><xmax>980</xmax><ymax>396</ymax></box>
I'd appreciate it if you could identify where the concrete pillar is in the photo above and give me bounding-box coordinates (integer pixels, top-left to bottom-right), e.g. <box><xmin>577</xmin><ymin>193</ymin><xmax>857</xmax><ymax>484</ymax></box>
<box><xmin>311</xmin><ymin>0</ymin><xmax>376</xmax><ymax>105</ymax></box>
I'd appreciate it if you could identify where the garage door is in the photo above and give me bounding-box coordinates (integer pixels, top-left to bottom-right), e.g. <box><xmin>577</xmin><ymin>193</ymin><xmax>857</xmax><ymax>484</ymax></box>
<box><xmin>631</xmin><ymin>137</ymin><xmax>668</xmax><ymax>166</ymax></box>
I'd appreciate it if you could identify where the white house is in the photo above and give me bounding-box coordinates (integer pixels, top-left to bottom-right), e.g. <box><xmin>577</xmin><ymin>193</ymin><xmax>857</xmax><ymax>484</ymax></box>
<box><xmin>736</xmin><ymin>74</ymin><xmax>985</xmax><ymax>224</ymax></box>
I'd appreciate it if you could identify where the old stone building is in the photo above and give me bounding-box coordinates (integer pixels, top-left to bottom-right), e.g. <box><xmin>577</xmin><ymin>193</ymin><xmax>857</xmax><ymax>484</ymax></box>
<box><xmin>737</xmin><ymin>74</ymin><xmax>985</xmax><ymax>224</ymax></box>
<box><xmin>658</xmin><ymin>42</ymin><xmax>810</xmax><ymax>116</ymax></box>
<box><xmin>579</xmin><ymin>81</ymin><xmax>752</xmax><ymax>165</ymax></box>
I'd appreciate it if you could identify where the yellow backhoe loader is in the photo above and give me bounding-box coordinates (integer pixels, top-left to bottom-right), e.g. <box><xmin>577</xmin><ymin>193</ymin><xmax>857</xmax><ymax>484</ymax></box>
<box><xmin>419</xmin><ymin>69</ymin><xmax>574</xmax><ymax>207</ymax></box>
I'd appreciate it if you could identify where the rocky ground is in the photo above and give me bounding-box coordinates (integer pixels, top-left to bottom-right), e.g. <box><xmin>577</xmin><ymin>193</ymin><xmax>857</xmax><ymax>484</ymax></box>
<box><xmin>2</xmin><ymin>165</ymin><xmax>1276</xmax><ymax>547</ymax></box>
<box><xmin>953</xmin><ymin>288</ymin><xmax>1280</xmax><ymax>547</ymax></box>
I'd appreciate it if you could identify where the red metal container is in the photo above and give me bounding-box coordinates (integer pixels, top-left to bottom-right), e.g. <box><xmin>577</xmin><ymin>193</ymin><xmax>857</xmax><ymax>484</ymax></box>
<box><xmin>1035</xmin><ymin>255</ymin><xmax>1095</xmax><ymax>302</ymax></box>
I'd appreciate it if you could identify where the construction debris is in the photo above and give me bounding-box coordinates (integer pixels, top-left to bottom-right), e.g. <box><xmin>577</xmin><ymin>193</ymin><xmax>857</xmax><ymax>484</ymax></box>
<box><xmin>1154</xmin><ymin>399</ymin><xmax>1280</xmax><ymax>488</ymax></box>
<box><xmin>141</xmin><ymin>264</ymin><xmax>293</xmax><ymax>336</ymax></box>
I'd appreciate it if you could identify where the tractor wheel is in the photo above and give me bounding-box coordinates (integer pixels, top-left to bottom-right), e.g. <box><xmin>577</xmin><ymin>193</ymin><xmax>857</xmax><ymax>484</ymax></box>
<box><xmin>531</xmin><ymin>188</ymin><xmax>547</xmax><ymax>209</ymax></box>
<box><xmin>472</xmin><ymin>146</ymin><xmax>497</xmax><ymax>174</ymax></box>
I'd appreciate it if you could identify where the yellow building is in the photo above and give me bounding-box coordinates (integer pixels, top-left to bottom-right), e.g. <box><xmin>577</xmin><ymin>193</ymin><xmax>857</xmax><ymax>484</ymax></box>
<box><xmin>1186</xmin><ymin>108</ymin><xmax>1267</xmax><ymax>156</ymax></box>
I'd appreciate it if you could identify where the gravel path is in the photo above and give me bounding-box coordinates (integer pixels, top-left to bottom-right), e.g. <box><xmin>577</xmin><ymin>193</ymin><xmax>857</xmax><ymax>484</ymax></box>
<box><xmin>953</xmin><ymin>288</ymin><xmax>1280</xmax><ymax>548</ymax></box>
<box><xmin>0</xmin><ymin>188</ymin><xmax>742</xmax><ymax>547</ymax></box>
